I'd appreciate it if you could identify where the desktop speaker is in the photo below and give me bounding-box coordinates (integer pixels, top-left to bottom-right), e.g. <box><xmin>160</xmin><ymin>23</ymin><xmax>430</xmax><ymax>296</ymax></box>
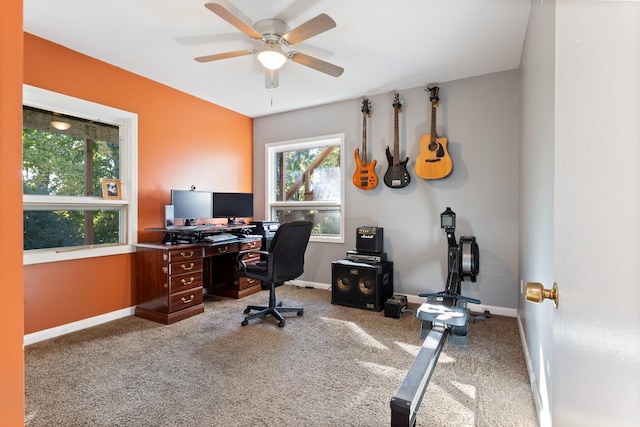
<box><xmin>165</xmin><ymin>205</ymin><xmax>174</xmax><ymax>227</ymax></box>
<box><xmin>356</xmin><ymin>226</ymin><xmax>384</xmax><ymax>253</ymax></box>
<box><xmin>331</xmin><ymin>260</ymin><xmax>394</xmax><ymax>311</ymax></box>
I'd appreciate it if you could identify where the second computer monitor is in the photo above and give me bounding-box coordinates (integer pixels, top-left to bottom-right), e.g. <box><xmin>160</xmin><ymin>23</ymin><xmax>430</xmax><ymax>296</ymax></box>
<box><xmin>212</xmin><ymin>192</ymin><xmax>253</xmax><ymax>224</ymax></box>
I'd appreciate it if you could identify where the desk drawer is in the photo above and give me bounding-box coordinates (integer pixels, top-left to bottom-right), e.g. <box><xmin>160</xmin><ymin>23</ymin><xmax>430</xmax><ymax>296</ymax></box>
<box><xmin>241</xmin><ymin>239</ymin><xmax>261</xmax><ymax>251</ymax></box>
<box><xmin>169</xmin><ymin>258</ymin><xmax>203</xmax><ymax>275</ymax></box>
<box><xmin>237</xmin><ymin>276</ymin><xmax>260</xmax><ymax>290</ymax></box>
<box><xmin>239</xmin><ymin>252</ymin><xmax>261</xmax><ymax>263</ymax></box>
<box><xmin>166</xmin><ymin>247</ymin><xmax>203</xmax><ymax>262</ymax></box>
<box><xmin>204</xmin><ymin>242</ymin><xmax>240</xmax><ymax>257</ymax></box>
<box><xmin>168</xmin><ymin>288</ymin><xmax>203</xmax><ymax>313</ymax></box>
<box><xmin>169</xmin><ymin>273</ymin><xmax>203</xmax><ymax>293</ymax></box>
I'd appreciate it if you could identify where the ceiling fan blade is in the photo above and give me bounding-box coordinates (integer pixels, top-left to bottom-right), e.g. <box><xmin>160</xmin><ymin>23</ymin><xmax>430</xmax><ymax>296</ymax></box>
<box><xmin>289</xmin><ymin>52</ymin><xmax>344</xmax><ymax>77</ymax></box>
<box><xmin>204</xmin><ymin>3</ymin><xmax>263</xmax><ymax>40</ymax></box>
<box><xmin>195</xmin><ymin>49</ymin><xmax>256</xmax><ymax>63</ymax></box>
<box><xmin>282</xmin><ymin>13</ymin><xmax>336</xmax><ymax>45</ymax></box>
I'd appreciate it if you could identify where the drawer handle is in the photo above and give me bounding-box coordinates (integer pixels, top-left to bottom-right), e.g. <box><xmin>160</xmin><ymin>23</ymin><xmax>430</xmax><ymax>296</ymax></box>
<box><xmin>181</xmin><ymin>262</ymin><xmax>195</xmax><ymax>271</ymax></box>
<box><xmin>248</xmin><ymin>242</ymin><xmax>257</xmax><ymax>248</ymax></box>
<box><xmin>180</xmin><ymin>251</ymin><xmax>194</xmax><ymax>258</ymax></box>
<box><xmin>181</xmin><ymin>295</ymin><xmax>195</xmax><ymax>304</ymax></box>
<box><xmin>247</xmin><ymin>278</ymin><xmax>257</xmax><ymax>284</ymax></box>
<box><xmin>181</xmin><ymin>277</ymin><xmax>195</xmax><ymax>286</ymax></box>
<box><xmin>217</xmin><ymin>246</ymin><xmax>228</xmax><ymax>254</ymax></box>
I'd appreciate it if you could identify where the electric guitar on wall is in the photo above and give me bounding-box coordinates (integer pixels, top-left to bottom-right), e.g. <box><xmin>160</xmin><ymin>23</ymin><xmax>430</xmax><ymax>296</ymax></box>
<box><xmin>415</xmin><ymin>86</ymin><xmax>453</xmax><ymax>179</ymax></box>
<box><xmin>353</xmin><ymin>98</ymin><xmax>378</xmax><ymax>190</ymax></box>
<box><xmin>384</xmin><ymin>93</ymin><xmax>411</xmax><ymax>188</ymax></box>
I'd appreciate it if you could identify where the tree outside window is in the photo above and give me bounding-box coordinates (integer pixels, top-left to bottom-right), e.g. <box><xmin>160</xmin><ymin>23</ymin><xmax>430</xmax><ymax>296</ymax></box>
<box><xmin>23</xmin><ymin>106</ymin><xmax>122</xmax><ymax>250</ymax></box>
<box><xmin>266</xmin><ymin>134</ymin><xmax>345</xmax><ymax>242</ymax></box>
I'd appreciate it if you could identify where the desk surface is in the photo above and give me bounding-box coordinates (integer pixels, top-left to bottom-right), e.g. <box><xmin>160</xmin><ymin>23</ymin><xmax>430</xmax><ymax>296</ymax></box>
<box><xmin>135</xmin><ymin>235</ymin><xmax>260</xmax><ymax>251</ymax></box>
<box><xmin>146</xmin><ymin>223</ymin><xmax>255</xmax><ymax>233</ymax></box>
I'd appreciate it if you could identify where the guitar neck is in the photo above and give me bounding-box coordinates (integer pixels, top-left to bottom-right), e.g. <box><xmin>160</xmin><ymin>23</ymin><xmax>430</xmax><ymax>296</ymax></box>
<box><xmin>430</xmin><ymin>103</ymin><xmax>437</xmax><ymax>143</ymax></box>
<box><xmin>361</xmin><ymin>112</ymin><xmax>368</xmax><ymax>166</ymax></box>
<box><xmin>393</xmin><ymin>107</ymin><xmax>400</xmax><ymax>163</ymax></box>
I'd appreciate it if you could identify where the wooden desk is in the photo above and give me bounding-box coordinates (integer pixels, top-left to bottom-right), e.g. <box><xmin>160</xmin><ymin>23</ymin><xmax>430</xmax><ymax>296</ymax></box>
<box><xmin>134</xmin><ymin>235</ymin><xmax>262</xmax><ymax>325</ymax></box>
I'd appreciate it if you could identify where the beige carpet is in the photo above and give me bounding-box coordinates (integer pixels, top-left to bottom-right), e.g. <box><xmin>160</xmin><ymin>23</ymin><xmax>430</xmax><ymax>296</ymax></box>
<box><xmin>25</xmin><ymin>286</ymin><xmax>537</xmax><ymax>426</ymax></box>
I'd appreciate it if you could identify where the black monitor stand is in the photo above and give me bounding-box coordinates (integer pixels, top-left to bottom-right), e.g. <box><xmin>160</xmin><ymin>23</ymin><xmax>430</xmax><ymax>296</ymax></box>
<box><xmin>226</xmin><ymin>217</ymin><xmax>247</xmax><ymax>226</ymax></box>
<box><xmin>184</xmin><ymin>218</ymin><xmax>196</xmax><ymax>226</ymax></box>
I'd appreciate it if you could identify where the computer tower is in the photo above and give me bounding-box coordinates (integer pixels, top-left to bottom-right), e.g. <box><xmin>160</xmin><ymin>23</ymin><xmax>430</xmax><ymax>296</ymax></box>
<box><xmin>250</xmin><ymin>220</ymin><xmax>279</xmax><ymax>250</ymax></box>
<box><xmin>331</xmin><ymin>260</ymin><xmax>394</xmax><ymax>311</ymax></box>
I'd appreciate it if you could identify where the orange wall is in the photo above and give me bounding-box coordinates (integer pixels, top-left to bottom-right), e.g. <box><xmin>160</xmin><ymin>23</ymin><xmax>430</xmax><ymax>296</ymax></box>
<box><xmin>23</xmin><ymin>33</ymin><xmax>253</xmax><ymax>334</ymax></box>
<box><xmin>1</xmin><ymin>0</ymin><xmax>25</xmax><ymax>424</ymax></box>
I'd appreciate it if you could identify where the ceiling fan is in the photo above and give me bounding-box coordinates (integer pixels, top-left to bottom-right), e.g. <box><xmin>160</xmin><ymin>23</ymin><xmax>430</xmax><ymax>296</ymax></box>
<box><xmin>195</xmin><ymin>2</ymin><xmax>344</xmax><ymax>89</ymax></box>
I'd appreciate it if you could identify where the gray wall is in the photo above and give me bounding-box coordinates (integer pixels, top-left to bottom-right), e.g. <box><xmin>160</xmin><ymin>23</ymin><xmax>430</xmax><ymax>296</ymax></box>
<box><xmin>518</xmin><ymin>0</ymin><xmax>555</xmax><ymax>423</ymax></box>
<box><xmin>253</xmin><ymin>70</ymin><xmax>520</xmax><ymax>309</ymax></box>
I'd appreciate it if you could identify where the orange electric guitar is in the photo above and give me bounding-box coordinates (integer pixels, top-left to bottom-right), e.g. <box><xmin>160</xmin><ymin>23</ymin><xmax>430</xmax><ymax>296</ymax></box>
<box><xmin>353</xmin><ymin>98</ymin><xmax>378</xmax><ymax>190</ymax></box>
<box><xmin>415</xmin><ymin>86</ymin><xmax>453</xmax><ymax>179</ymax></box>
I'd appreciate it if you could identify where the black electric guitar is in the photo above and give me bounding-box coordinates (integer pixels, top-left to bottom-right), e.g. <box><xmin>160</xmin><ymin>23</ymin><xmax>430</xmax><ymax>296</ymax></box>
<box><xmin>415</xmin><ymin>86</ymin><xmax>453</xmax><ymax>179</ymax></box>
<box><xmin>384</xmin><ymin>93</ymin><xmax>411</xmax><ymax>188</ymax></box>
<box><xmin>353</xmin><ymin>98</ymin><xmax>378</xmax><ymax>190</ymax></box>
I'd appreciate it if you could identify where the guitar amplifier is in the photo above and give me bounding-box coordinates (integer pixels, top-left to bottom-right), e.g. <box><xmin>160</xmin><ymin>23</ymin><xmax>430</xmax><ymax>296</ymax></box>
<box><xmin>356</xmin><ymin>226</ymin><xmax>384</xmax><ymax>253</ymax></box>
<box><xmin>331</xmin><ymin>260</ymin><xmax>394</xmax><ymax>311</ymax></box>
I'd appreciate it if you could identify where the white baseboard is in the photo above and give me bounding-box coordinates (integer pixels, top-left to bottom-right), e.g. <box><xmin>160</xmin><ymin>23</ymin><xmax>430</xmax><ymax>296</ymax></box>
<box><xmin>288</xmin><ymin>281</ymin><xmax>518</xmax><ymax>317</ymax></box>
<box><xmin>517</xmin><ymin>312</ymin><xmax>549</xmax><ymax>427</ymax></box>
<box><xmin>24</xmin><ymin>283</ymin><xmax>518</xmax><ymax>345</ymax></box>
<box><xmin>24</xmin><ymin>306</ymin><xmax>135</xmax><ymax>346</ymax></box>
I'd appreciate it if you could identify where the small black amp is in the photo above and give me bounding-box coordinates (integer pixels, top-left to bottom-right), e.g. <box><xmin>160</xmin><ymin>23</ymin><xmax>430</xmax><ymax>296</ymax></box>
<box><xmin>384</xmin><ymin>295</ymin><xmax>408</xmax><ymax>319</ymax></box>
<box><xmin>356</xmin><ymin>226</ymin><xmax>384</xmax><ymax>254</ymax></box>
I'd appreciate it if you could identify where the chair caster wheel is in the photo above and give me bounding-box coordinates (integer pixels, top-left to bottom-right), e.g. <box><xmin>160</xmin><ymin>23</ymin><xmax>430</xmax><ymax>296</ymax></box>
<box><xmin>241</xmin><ymin>320</ymin><xmax>249</xmax><ymax>326</ymax></box>
<box><xmin>243</xmin><ymin>308</ymin><xmax>251</xmax><ymax>314</ymax></box>
<box><xmin>297</xmin><ymin>310</ymin><xmax>304</xmax><ymax>316</ymax></box>
<box><xmin>278</xmin><ymin>321</ymin><xmax>285</xmax><ymax>327</ymax></box>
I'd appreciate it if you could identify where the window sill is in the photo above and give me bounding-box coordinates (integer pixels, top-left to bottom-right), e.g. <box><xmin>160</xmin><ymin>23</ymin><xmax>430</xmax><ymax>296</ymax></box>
<box><xmin>24</xmin><ymin>244</ymin><xmax>136</xmax><ymax>265</ymax></box>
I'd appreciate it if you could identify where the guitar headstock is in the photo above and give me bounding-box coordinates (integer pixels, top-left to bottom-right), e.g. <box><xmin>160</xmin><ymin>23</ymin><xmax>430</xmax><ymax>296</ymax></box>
<box><xmin>393</xmin><ymin>93</ymin><xmax>402</xmax><ymax>112</ymax></box>
<box><xmin>361</xmin><ymin>98</ymin><xmax>371</xmax><ymax>116</ymax></box>
<box><xmin>428</xmin><ymin>86</ymin><xmax>440</xmax><ymax>106</ymax></box>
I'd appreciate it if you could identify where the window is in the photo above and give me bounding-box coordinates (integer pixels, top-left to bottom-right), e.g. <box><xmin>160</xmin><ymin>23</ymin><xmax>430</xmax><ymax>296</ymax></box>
<box><xmin>23</xmin><ymin>85</ymin><xmax>138</xmax><ymax>264</ymax></box>
<box><xmin>265</xmin><ymin>134</ymin><xmax>345</xmax><ymax>243</ymax></box>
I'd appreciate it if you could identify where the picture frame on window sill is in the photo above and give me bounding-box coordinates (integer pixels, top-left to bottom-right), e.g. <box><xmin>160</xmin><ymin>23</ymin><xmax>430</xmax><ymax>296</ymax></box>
<box><xmin>102</xmin><ymin>178</ymin><xmax>122</xmax><ymax>200</ymax></box>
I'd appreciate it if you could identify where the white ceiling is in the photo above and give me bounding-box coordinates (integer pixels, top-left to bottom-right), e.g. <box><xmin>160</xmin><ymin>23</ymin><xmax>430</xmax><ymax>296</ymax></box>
<box><xmin>23</xmin><ymin>0</ymin><xmax>531</xmax><ymax>118</ymax></box>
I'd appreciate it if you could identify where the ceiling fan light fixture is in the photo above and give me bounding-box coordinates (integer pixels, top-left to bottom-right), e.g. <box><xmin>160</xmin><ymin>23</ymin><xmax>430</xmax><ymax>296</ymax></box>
<box><xmin>257</xmin><ymin>44</ymin><xmax>287</xmax><ymax>71</ymax></box>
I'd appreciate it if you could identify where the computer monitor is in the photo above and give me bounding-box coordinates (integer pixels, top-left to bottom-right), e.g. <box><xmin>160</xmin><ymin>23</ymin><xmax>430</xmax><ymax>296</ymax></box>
<box><xmin>212</xmin><ymin>192</ymin><xmax>254</xmax><ymax>224</ymax></box>
<box><xmin>170</xmin><ymin>189</ymin><xmax>213</xmax><ymax>226</ymax></box>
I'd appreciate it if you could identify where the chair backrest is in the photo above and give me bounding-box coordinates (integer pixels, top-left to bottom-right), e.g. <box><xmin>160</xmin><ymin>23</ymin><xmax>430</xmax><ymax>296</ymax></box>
<box><xmin>268</xmin><ymin>220</ymin><xmax>313</xmax><ymax>283</ymax></box>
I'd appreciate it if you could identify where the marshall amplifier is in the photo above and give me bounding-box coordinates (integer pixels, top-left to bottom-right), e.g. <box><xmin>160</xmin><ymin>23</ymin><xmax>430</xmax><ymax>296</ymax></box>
<box><xmin>331</xmin><ymin>260</ymin><xmax>394</xmax><ymax>311</ymax></box>
<box><xmin>356</xmin><ymin>226</ymin><xmax>384</xmax><ymax>253</ymax></box>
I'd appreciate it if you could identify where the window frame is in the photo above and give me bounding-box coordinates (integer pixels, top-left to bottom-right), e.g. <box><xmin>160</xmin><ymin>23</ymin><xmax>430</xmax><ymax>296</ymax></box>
<box><xmin>265</xmin><ymin>133</ymin><xmax>345</xmax><ymax>243</ymax></box>
<box><xmin>22</xmin><ymin>85</ymin><xmax>138</xmax><ymax>265</ymax></box>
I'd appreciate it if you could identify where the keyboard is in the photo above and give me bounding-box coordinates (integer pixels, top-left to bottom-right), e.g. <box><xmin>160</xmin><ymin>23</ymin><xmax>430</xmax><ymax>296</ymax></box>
<box><xmin>204</xmin><ymin>233</ymin><xmax>237</xmax><ymax>243</ymax></box>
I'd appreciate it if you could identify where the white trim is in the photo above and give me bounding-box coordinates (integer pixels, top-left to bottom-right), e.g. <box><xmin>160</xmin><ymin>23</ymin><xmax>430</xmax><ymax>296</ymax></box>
<box><xmin>518</xmin><ymin>312</ymin><xmax>550</xmax><ymax>427</ymax></box>
<box><xmin>23</xmin><ymin>306</ymin><xmax>136</xmax><ymax>346</ymax></box>
<box><xmin>22</xmin><ymin>85</ymin><xmax>138</xmax><ymax>264</ymax></box>
<box><xmin>288</xmin><ymin>281</ymin><xmax>518</xmax><ymax>317</ymax></box>
<box><xmin>264</xmin><ymin>133</ymin><xmax>345</xmax><ymax>243</ymax></box>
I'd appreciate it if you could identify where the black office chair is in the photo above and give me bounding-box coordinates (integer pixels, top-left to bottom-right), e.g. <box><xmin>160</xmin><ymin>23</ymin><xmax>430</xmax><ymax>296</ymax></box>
<box><xmin>235</xmin><ymin>220</ymin><xmax>313</xmax><ymax>327</ymax></box>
